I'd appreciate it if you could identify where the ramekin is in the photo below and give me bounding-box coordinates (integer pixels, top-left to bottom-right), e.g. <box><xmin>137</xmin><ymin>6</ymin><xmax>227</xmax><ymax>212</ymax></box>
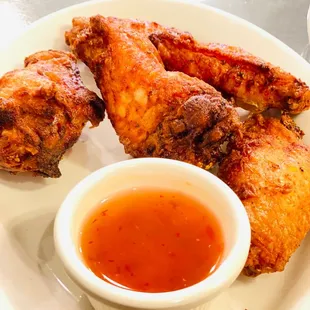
<box><xmin>54</xmin><ymin>158</ymin><xmax>250</xmax><ymax>310</ymax></box>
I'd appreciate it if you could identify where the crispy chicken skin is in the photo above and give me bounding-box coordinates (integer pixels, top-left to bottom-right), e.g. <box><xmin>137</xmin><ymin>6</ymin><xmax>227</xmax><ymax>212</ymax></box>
<box><xmin>65</xmin><ymin>16</ymin><xmax>240</xmax><ymax>168</ymax></box>
<box><xmin>0</xmin><ymin>50</ymin><xmax>104</xmax><ymax>177</ymax></box>
<box><xmin>218</xmin><ymin>114</ymin><xmax>310</xmax><ymax>276</ymax></box>
<box><xmin>150</xmin><ymin>31</ymin><xmax>310</xmax><ymax>114</ymax></box>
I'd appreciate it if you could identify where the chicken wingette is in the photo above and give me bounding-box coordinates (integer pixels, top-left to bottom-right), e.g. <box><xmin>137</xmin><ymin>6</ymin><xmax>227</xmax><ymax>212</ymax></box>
<box><xmin>150</xmin><ymin>31</ymin><xmax>310</xmax><ymax>114</ymax></box>
<box><xmin>218</xmin><ymin>114</ymin><xmax>310</xmax><ymax>276</ymax></box>
<box><xmin>65</xmin><ymin>16</ymin><xmax>240</xmax><ymax>168</ymax></box>
<box><xmin>0</xmin><ymin>50</ymin><xmax>105</xmax><ymax>177</ymax></box>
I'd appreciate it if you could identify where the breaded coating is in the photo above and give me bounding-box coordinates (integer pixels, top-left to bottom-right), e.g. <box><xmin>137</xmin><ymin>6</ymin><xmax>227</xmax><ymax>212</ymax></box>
<box><xmin>65</xmin><ymin>16</ymin><xmax>240</xmax><ymax>169</ymax></box>
<box><xmin>218</xmin><ymin>114</ymin><xmax>310</xmax><ymax>276</ymax></box>
<box><xmin>0</xmin><ymin>50</ymin><xmax>105</xmax><ymax>177</ymax></box>
<box><xmin>150</xmin><ymin>31</ymin><xmax>310</xmax><ymax>114</ymax></box>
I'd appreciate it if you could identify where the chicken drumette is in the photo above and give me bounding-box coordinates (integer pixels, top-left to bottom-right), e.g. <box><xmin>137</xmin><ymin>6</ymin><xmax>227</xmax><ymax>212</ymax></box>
<box><xmin>218</xmin><ymin>114</ymin><xmax>310</xmax><ymax>276</ymax></box>
<box><xmin>65</xmin><ymin>16</ymin><xmax>240</xmax><ymax>169</ymax></box>
<box><xmin>0</xmin><ymin>50</ymin><xmax>105</xmax><ymax>177</ymax></box>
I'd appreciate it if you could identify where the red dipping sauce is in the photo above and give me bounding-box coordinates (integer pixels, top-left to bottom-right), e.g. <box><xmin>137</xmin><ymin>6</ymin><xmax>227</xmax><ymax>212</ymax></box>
<box><xmin>80</xmin><ymin>187</ymin><xmax>224</xmax><ymax>293</ymax></box>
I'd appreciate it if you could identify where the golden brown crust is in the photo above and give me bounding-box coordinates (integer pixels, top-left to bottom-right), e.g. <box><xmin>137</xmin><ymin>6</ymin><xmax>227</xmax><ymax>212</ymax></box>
<box><xmin>150</xmin><ymin>32</ymin><xmax>310</xmax><ymax>114</ymax></box>
<box><xmin>0</xmin><ymin>50</ymin><xmax>105</xmax><ymax>177</ymax></box>
<box><xmin>65</xmin><ymin>16</ymin><xmax>240</xmax><ymax>168</ymax></box>
<box><xmin>218</xmin><ymin>114</ymin><xmax>310</xmax><ymax>276</ymax></box>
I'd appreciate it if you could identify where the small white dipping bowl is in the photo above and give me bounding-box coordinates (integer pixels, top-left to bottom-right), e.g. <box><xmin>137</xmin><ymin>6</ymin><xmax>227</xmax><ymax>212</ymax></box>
<box><xmin>54</xmin><ymin>158</ymin><xmax>250</xmax><ymax>310</ymax></box>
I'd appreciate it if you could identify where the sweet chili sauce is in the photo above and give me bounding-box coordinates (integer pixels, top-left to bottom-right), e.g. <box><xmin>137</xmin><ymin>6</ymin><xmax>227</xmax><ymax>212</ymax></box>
<box><xmin>80</xmin><ymin>188</ymin><xmax>224</xmax><ymax>293</ymax></box>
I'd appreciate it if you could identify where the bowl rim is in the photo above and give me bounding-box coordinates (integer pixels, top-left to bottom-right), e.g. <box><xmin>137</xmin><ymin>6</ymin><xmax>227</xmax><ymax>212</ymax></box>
<box><xmin>54</xmin><ymin>158</ymin><xmax>251</xmax><ymax>309</ymax></box>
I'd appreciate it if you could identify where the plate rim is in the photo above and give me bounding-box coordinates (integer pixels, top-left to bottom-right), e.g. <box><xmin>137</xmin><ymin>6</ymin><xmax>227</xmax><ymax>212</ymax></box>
<box><xmin>1</xmin><ymin>0</ymin><xmax>309</xmax><ymax>70</ymax></box>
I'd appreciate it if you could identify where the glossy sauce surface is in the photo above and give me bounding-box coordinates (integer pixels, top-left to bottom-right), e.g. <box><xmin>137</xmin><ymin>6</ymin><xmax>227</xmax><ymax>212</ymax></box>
<box><xmin>80</xmin><ymin>188</ymin><xmax>224</xmax><ymax>293</ymax></box>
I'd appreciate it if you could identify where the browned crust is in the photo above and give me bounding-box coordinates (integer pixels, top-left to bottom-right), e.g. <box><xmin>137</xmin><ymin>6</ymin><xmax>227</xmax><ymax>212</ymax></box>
<box><xmin>150</xmin><ymin>31</ymin><xmax>310</xmax><ymax>114</ymax></box>
<box><xmin>219</xmin><ymin>114</ymin><xmax>310</xmax><ymax>276</ymax></box>
<box><xmin>0</xmin><ymin>50</ymin><xmax>105</xmax><ymax>177</ymax></box>
<box><xmin>65</xmin><ymin>16</ymin><xmax>240</xmax><ymax>168</ymax></box>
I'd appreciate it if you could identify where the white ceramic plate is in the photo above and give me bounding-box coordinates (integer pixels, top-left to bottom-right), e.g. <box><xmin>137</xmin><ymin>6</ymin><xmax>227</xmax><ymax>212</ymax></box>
<box><xmin>0</xmin><ymin>0</ymin><xmax>310</xmax><ymax>309</ymax></box>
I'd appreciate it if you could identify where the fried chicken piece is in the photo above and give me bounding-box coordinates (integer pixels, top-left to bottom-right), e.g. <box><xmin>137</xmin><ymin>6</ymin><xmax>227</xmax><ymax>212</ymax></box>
<box><xmin>150</xmin><ymin>31</ymin><xmax>310</xmax><ymax>114</ymax></box>
<box><xmin>0</xmin><ymin>50</ymin><xmax>105</xmax><ymax>177</ymax></box>
<box><xmin>65</xmin><ymin>16</ymin><xmax>240</xmax><ymax>168</ymax></box>
<box><xmin>218</xmin><ymin>114</ymin><xmax>310</xmax><ymax>276</ymax></box>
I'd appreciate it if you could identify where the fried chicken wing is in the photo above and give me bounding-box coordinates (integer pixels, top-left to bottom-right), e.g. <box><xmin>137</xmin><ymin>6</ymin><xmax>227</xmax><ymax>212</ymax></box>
<box><xmin>218</xmin><ymin>114</ymin><xmax>310</xmax><ymax>276</ymax></box>
<box><xmin>0</xmin><ymin>50</ymin><xmax>105</xmax><ymax>177</ymax></box>
<box><xmin>65</xmin><ymin>16</ymin><xmax>240</xmax><ymax>168</ymax></box>
<box><xmin>150</xmin><ymin>32</ymin><xmax>310</xmax><ymax>114</ymax></box>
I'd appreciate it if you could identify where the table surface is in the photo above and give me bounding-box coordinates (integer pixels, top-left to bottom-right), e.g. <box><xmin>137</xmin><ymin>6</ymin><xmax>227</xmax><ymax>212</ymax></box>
<box><xmin>0</xmin><ymin>0</ymin><xmax>309</xmax><ymax>53</ymax></box>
